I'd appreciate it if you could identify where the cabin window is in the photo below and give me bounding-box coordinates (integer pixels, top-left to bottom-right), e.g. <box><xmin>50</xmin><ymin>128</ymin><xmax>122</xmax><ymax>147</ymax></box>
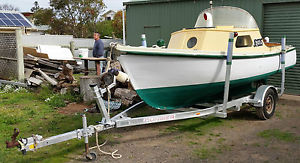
<box><xmin>187</xmin><ymin>37</ymin><xmax>197</xmax><ymax>48</ymax></box>
<box><xmin>235</xmin><ymin>35</ymin><xmax>253</xmax><ymax>48</ymax></box>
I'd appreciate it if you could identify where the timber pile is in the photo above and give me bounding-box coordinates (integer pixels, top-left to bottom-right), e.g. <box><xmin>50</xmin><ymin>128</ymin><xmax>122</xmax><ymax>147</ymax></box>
<box><xmin>24</xmin><ymin>54</ymin><xmax>80</xmax><ymax>90</ymax></box>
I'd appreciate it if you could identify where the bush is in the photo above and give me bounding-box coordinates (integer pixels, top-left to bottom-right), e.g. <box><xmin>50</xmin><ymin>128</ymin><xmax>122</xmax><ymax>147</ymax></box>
<box><xmin>43</xmin><ymin>87</ymin><xmax>83</xmax><ymax>108</ymax></box>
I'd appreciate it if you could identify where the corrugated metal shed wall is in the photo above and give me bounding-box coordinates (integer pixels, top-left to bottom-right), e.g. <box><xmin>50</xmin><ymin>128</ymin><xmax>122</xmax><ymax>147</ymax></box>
<box><xmin>263</xmin><ymin>2</ymin><xmax>300</xmax><ymax>94</ymax></box>
<box><xmin>126</xmin><ymin>0</ymin><xmax>263</xmax><ymax>46</ymax></box>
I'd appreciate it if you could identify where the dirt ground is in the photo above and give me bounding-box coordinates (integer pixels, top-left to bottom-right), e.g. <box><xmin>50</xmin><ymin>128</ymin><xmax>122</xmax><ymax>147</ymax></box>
<box><xmin>58</xmin><ymin>103</ymin><xmax>92</xmax><ymax>115</ymax></box>
<box><xmin>66</xmin><ymin>94</ymin><xmax>300</xmax><ymax>163</ymax></box>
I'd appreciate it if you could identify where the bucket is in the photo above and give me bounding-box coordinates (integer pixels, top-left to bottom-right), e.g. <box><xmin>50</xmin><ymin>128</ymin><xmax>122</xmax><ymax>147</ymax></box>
<box><xmin>78</xmin><ymin>48</ymin><xmax>89</xmax><ymax>58</ymax></box>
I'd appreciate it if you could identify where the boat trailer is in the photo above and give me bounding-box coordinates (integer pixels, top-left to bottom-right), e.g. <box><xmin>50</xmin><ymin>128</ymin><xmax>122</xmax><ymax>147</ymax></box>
<box><xmin>5</xmin><ymin>36</ymin><xmax>287</xmax><ymax>161</ymax></box>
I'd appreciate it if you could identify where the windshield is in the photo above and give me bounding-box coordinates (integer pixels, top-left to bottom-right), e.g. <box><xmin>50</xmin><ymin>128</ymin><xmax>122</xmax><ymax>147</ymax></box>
<box><xmin>195</xmin><ymin>6</ymin><xmax>258</xmax><ymax>28</ymax></box>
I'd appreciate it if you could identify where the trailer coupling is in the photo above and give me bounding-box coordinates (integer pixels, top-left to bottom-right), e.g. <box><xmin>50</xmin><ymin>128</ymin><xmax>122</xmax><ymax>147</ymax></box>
<box><xmin>6</xmin><ymin>128</ymin><xmax>43</xmax><ymax>155</ymax></box>
<box><xmin>6</xmin><ymin>128</ymin><xmax>20</xmax><ymax>149</ymax></box>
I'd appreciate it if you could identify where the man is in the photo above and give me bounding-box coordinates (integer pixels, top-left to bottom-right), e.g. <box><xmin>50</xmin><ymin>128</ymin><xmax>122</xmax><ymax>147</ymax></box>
<box><xmin>93</xmin><ymin>32</ymin><xmax>104</xmax><ymax>75</ymax></box>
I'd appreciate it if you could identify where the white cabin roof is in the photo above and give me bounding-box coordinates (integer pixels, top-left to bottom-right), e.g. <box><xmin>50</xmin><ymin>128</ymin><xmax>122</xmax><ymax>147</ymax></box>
<box><xmin>195</xmin><ymin>6</ymin><xmax>258</xmax><ymax>29</ymax></box>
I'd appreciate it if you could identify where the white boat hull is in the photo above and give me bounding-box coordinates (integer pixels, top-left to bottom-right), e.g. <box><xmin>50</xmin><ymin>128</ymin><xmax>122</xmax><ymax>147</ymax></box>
<box><xmin>119</xmin><ymin>50</ymin><xmax>296</xmax><ymax>90</ymax></box>
<box><xmin>118</xmin><ymin>49</ymin><xmax>296</xmax><ymax>109</ymax></box>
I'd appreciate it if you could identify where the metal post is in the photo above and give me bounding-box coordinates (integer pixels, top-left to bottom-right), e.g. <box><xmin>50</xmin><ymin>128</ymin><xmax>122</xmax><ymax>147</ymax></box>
<box><xmin>15</xmin><ymin>28</ymin><xmax>24</xmax><ymax>81</ymax></box>
<box><xmin>82</xmin><ymin>114</ymin><xmax>90</xmax><ymax>155</ymax></box>
<box><xmin>141</xmin><ymin>34</ymin><xmax>147</xmax><ymax>47</ymax></box>
<box><xmin>122</xmin><ymin>5</ymin><xmax>126</xmax><ymax>45</ymax></box>
<box><xmin>221</xmin><ymin>32</ymin><xmax>235</xmax><ymax>117</ymax></box>
<box><xmin>280</xmin><ymin>37</ymin><xmax>286</xmax><ymax>96</ymax></box>
<box><xmin>70</xmin><ymin>41</ymin><xmax>75</xmax><ymax>56</ymax></box>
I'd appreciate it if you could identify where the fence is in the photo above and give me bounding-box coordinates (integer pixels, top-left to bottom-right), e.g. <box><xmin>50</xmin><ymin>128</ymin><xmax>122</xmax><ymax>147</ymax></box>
<box><xmin>22</xmin><ymin>35</ymin><xmax>121</xmax><ymax>69</ymax></box>
<box><xmin>0</xmin><ymin>32</ymin><xmax>122</xmax><ymax>80</ymax></box>
<box><xmin>0</xmin><ymin>29</ymin><xmax>24</xmax><ymax>80</ymax></box>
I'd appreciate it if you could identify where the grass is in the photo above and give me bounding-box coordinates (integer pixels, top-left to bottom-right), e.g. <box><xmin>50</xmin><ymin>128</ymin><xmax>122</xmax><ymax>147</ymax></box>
<box><xmin>252</xmin><ymin>142</ymin><xmax>261</xmax><ymax>147</ymax></box>
<box><xmin>164</xmin><ymin>116</ymin><xmax>226</xmax><ymax>136</ymax></box>
<box><xmin>128</xmin><ymin>104</ymin><xmax>166</xmax><ymax>118</ymax></box>
<box><xmin>161</xmin><ymin>115</ymin><xmax>233</xmax><ymax>160</ymax></box>
<box><xmin>194</xmin><ymin>143</ymin><xmax>231</xmax><ymax>159</ymax></box>
<box><xmin>258</xmin><ymin>129</ymin><xmax>300</xmax><ymax>143</ymax></box>
<box><xmin>275</xmin><ymin>110</ymin><xmax>283</xmax><ymax>119</ymax></box>
<box><xmin>0</xmin><ymin>84</ymin><xmax>102</xmax><ymax>163</ymax></box>
<box><xmin>188</xmin><ymin>141</ymin><xmax>199</xmax><ymax>146</ymax></box>
<box><xmin>40</xmin><ymin>85</ymin><xmax>83</xmax><ymax>108</ymax></box>
<box><xmin>194</xmin><ymin>146</ymin><xmax>215</xmax><ymax>159</ymax></box>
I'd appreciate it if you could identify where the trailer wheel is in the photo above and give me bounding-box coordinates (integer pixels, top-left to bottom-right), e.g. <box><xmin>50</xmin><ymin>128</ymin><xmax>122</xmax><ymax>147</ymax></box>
<box><xmin>86</xmin><ymin>152</ymin><xmax>97</xmax><ymax>161</ymax></box>
<box><xmin>256</xmin><ymin>89</ymin><xmax>277</xmax><ymax>120</ymax></box>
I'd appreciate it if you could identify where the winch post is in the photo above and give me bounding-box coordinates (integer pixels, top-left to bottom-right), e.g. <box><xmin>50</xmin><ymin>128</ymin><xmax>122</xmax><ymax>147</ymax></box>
<box><xmin>280</xmin><ymin>36</ymin><xmax>286</xmax><ymax>96</ymax></box>
<box><xmin>82</xmin><ymin>114</ymin><xmax>90</xmax><ymax>155</ymax></box>
<box><xmin>90</xmin><ymin>85</ymin><xmax>112</xmax><ymax>124</ymax></box>
<box><xmin>221</xmin><ymin>32</ymin><xmax>234</xmax><ymax>117</ymax></box>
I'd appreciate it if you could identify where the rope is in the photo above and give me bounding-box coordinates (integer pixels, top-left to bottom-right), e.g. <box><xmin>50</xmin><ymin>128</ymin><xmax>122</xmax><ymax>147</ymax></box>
<box><xmin>107</xmin><ymin>87</ymin><xmax>111</xmax><ymax>115</ymax></box>
<box><xmin>105</xmin><ymin>42</ymin><xmax>117</xmax><ymax>73</ymax></box>
<box><xmin>92</xmin><ymin>44</ymin><xmax>122</xmax><ymax>159</ymax></box>
<box><xmin>89</xmin><ymin>127</ymin><xmax>122</xmax><ymax>159</ymax></box>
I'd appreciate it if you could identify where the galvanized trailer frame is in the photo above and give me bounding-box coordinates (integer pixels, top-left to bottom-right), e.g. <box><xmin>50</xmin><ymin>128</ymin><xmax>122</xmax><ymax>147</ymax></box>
<box><xmin>15</xmin><ymin>83</ymin><xmax>278</xmax><ymax>159</ymax></box>
<box><xmin>7</xmin><ymin>36</ymin><xmax>287</xmax><ymax>161</ymax></box>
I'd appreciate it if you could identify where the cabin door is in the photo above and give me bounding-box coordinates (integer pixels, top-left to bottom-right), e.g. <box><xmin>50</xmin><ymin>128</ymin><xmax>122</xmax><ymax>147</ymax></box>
<box><xmin>144</xmin><ymin>25</ymin><xmax>161</xmax><ymax>47</ymax></box>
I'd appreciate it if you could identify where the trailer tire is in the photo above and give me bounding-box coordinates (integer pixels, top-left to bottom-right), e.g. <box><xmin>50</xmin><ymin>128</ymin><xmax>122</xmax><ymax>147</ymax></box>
<box><xmin>256</xmin><ymin>88</ymin><xmax>277</xmax><ymax>120</ymax></box>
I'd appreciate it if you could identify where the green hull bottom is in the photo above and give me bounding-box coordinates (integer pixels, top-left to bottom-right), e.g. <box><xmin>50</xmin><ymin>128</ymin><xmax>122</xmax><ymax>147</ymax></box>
<box><xmin>136</xmin><ymin>67</ymin><xmax>293</xmax><ymax>110</ymax></box>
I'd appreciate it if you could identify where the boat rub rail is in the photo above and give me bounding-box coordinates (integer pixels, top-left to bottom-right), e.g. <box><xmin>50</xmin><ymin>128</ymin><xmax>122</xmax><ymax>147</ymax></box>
<box><xmin>119</xmin><ymin>47</ymin><xmax>296</xmax><ymax>59</ymax></box>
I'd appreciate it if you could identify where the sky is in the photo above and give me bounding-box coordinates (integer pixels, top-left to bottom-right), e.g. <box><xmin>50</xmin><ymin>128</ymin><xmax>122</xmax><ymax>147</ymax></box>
<box><xmin>0</xmin><ymin>0</ymin><xmax>129</xmax><ymax>12</ymax></box>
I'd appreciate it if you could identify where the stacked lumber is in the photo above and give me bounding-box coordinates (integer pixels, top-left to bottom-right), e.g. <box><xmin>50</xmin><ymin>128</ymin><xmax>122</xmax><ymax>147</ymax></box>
<box><xmin>24</xmin><ymin>54</ymin><xmax>81</xmax><ymax>74</ymax></box>
<box><xmin>24</xmin><ymin>54</ymin><xmax>80</xmax><ymax>90</ymax></box>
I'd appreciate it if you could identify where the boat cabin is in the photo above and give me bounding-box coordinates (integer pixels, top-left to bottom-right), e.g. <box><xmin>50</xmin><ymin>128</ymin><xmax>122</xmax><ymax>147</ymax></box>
<box><xmin>168</xmin><ymin>6</ymin><xmax>280</xmax><ymax>54</ymax></box>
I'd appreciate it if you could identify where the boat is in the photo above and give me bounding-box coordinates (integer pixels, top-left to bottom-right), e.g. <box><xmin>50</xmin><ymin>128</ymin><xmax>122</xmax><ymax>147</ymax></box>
<box><xmin>116</xmin><ymin>6</ymin><xmax>297</xmax><ymax>110</ymax></box>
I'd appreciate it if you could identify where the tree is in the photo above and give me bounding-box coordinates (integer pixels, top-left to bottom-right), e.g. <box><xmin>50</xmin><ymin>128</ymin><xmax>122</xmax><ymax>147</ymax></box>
<box><xmin>0</xmin><ymin>4</ymin><xmax>19</xmax><ymax>11</ymax></box>
<box><xmin>33</xmin><ymin>8</ymin><xmax>54</xmax><ymax>26</ymax></box>
<box><xmin>31</xmin><ymin>1</ymin><xmax>40</xmax><ymax>12</ymax></box>
<box><xmin>31</xmin><ymin>0</ymin><xmax>107</xmax><ymax>38</ymax></box>
<box><xmin>95</xmin><ymin>20</ymin><xmax>113</xmax><ymax>38</ymax></box>
<box><xmin>49</xmin><ymin>0</ymin><xmax>106</xmax><ymax>38</ymax></box>
<box><xmin>112</xmin><ymin>10</ymin><xmax>125</xmax><ymax>39</ymax></box>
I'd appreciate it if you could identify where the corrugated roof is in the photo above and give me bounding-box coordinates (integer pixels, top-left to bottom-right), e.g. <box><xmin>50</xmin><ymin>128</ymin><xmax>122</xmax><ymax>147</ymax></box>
<box><xmin>124</xmin><ymin>0</ymin><xmax>183</xmax><ymax>5</ymax></box>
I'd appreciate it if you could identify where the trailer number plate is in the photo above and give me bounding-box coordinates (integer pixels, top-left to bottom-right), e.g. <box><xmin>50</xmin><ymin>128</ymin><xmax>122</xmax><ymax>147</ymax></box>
<box><xmin>143</xmin><ymin>114</ymin><xmax>175</xmax><ymax>123</ymax></box>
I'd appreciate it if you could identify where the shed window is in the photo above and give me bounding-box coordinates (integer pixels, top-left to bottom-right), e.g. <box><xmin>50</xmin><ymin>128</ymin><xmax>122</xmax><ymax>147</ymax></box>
<box><xmin>187</xmin><ymin>37</ymin><xmax>197</xmax><ymax>48</ymax></box>
<box><xmin>235</xmin><ymin>35</ymin><xmax>253</xmax><ymax>48</ymax></box>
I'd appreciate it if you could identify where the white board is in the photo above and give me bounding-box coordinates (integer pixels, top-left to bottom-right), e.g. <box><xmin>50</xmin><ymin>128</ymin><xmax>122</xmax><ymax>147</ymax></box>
<box><xmin>37</xmin><ymin>45</ymin><xmax>74</xmax><ymax>60</ymax></box>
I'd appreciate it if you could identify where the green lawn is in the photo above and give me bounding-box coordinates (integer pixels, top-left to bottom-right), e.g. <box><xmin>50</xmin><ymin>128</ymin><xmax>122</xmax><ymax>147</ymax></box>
<box><xmin>0</xmin><ymin>85</ymin><xmax>102</xmax><ymax>163</ymax></box>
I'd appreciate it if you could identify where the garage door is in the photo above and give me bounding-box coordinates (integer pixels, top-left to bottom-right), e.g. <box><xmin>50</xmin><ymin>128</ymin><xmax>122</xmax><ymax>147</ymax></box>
<box><xmin>263</xmin><ymin>2</ymin><xmax>300</xmax><ymax>95</ymax></box>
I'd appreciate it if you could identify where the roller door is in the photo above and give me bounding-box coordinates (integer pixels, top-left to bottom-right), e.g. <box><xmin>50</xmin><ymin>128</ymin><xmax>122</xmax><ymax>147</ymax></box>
<box><xmin>263</xmin><ymin>2</ymin><xmax>300</xmax><ymax>94</ymax></box>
